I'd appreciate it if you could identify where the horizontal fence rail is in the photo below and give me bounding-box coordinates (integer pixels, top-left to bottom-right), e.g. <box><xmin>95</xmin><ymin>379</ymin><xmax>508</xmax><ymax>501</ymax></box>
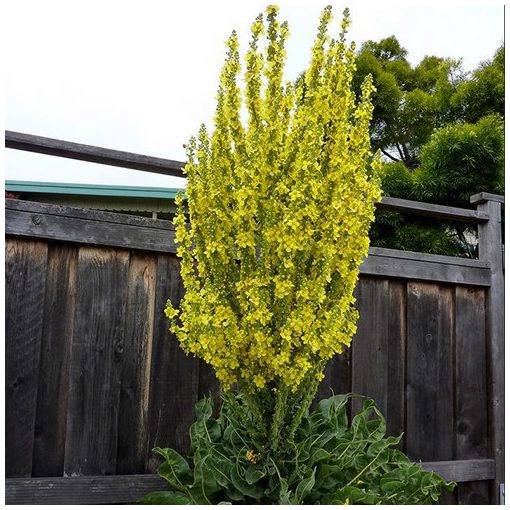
<box><xmin>6</xmin><ymin>198</ymin><xmax>492</xmax><ymax>287</ymax></box>
<box><xmin>5</xmin><ymin>459</ymin><xmax>496</xmax><ymax>505</ymax></box>
<box><xmin>5</xmin><ymin>130</ymin><xmax>185</xmax><ymax>178</ymax></box>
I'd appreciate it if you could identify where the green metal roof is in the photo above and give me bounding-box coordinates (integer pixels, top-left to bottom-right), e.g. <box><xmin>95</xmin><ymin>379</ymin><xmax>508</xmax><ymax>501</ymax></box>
<box><xmin>5</xmin><ymin>180</ymin><xmax>185</xmax><ymax>199</ymax></box>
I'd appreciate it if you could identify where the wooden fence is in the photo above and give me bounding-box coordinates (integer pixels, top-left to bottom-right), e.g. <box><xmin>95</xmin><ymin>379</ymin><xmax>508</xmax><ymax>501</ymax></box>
<box><xmin>4</xmin><ymin>132</ymin><xmax>504</xmax><ymax>505</ymax></box>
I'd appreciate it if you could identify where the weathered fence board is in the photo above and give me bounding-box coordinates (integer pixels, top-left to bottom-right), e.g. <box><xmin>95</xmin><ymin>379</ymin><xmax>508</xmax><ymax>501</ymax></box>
<box><xmin>5</xmin><ymin>239</ymin><xmax>48</xmax><ymax>477</ymax></box>
<box><xmin>145</xmin><ymin>255</ymin><xmax>200</xmax><ymax>473</ymax></box>
<box><xmin>351</xmin><ymin>278</ymin><xmax>405</xmax><ymax>440</ymax></box>
<box><xmin>473</xmin><ymin>195</ymin><xmax>505</xmax><ymax>501</ymax></box>
<box><xmin>33</xmin><ymin>245</ymin><xmax>77</xmax><ymax>477</ymax></box>
<box><xmin>455</xmin><ymin>286</ymin><xmax>489</xmax><ymax>504</ymax></box>
<box><xmin>63</xmin><ymin>248</ymin><xmax>130</xmax><ymax>476</ymax></box>
<box><xmin>406</xmin><ymin>282</ymin><xmax>455</xmax><ymax>463</ymax></box>
<box><xmin>116</xmin><ymin>254</ymin><xmax>157</xmax><ymax>475</ymax></box>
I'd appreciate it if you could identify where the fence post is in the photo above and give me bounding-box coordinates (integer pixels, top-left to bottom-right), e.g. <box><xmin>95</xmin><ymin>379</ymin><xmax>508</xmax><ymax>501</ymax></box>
<box><xmin>471</xmin><ymin>192</ymin><xmax>504</xmax><ymax>504</ymax></box>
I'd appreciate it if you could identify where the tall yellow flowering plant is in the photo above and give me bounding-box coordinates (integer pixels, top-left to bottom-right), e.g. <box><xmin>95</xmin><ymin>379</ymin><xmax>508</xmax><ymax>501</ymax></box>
<box><xmin>167</xmin><ymin>4</ymin><xmax>379</xmax><ymax>397</ymax></box>
<box><xmin>141</xmin><ymin>7</ymin><xmax>455</xmax><ymax>504</ymax></box>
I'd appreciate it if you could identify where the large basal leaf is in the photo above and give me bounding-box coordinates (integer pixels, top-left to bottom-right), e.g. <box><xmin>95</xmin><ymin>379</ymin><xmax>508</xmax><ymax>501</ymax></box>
<box><xmin>293</xmin><ymin>467</ymin><xmax>316</xmax><ymax>503</ymax></box>
<box><xmin>153</xmin><ymin>447</ymin><xmax>192</xmax><ymax>490</ymax></box>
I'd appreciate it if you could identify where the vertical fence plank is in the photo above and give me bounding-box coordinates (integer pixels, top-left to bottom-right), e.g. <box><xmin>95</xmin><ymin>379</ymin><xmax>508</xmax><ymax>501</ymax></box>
<box><xmin>455</xmin><ymin>286</ymin><xmax>490</xmax><ymax>505</ymax></box>
<box><xmin>32</xmin><ymin>245</ymin><xmax>77</xmax><ymax>477</ymax></box>
<box><xmin>406</xmin><ymin>282</ymin><xmax>455</xmax><ymax>462</ymax></box>
<box><xmin>351</xmin><ymin>278</ymin><xmax>405</xmax><ymax>439</ymax></box>
<box><xmin>473</xmin><ymin>196</ymin><xmax>504</xmax><ymax>503</ymax></box>
<box><xmin>146</xmin><ymin>255</ymin><xmax>200</xmax><ymax>473</ymax></box>
<box><xmin>386</xmin><ymin>280</ymin><xmax>406</xmax><ymax>441</ymax></box>
<box><xmin>5</xmin><ymin>239</ymin><xmax>48</xmax><ymax>477</ymax></box>
<box><xmin>406</xmin><ymin>282</ymin><xmax>456</xmax><ymax>504</ymax></box>
<box><xmin>63</xmin><ymin>247</ymin><xmax>129</xmax><ymax>476</ymax></box>
<box><xmin>116</xmin><ymin>254</ymin><xmax>157</xmax><ymax>475</ymax></box>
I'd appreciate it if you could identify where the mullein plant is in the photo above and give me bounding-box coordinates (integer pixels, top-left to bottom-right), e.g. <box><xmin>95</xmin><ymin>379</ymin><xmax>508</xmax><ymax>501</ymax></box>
<box><xmin>140</xmin><ymin>6</ymin><xmax>454</xmax><ymax>504</ymax></box>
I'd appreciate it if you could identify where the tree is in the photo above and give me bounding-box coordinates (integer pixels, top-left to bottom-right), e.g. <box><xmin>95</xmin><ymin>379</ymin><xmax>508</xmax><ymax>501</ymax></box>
<box><xmin>355</xmin><ymin>39</ymin><xmax>505</xmax><ymax>256</ymax></box>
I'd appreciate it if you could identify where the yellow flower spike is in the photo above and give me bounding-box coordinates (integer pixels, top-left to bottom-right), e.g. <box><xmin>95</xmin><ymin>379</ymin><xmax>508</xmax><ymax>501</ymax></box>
<box><xmin>166</xmin><ymin>7</ymin><xmax>381</xmax><ymax>393</ymax></box>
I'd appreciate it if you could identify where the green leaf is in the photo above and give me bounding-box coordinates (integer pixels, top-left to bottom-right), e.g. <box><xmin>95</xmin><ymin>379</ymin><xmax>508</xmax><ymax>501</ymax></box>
<box><xmin>245</xmin><ymin>464</ymin><xmax>265</xmax><ymax>485</ymax></box>
<box><xmin>153</xmin><ymin>447</ymin><xmax>192</xmax><ymax>490</ymax></box>
<box><xmin>278</xmin><ymin>479</ymin><xmax>292</xmax><ymax>504</ymax></box>
<box><xmin>317</xmin><ymin>394</ymin><xmax>350</xmax><ymax>427</ymax></box>
<box><xmin>293</xmin><ymin>467</ymin><xmax>316</xmax><ymax>503</ymax></box>
<box><xmin>195</xmin><ymin>397</ymin><xmax>214</xmax><ymax>422</ymax></box>
<box><xmin>136</xmin><ymin>490</ymin><xmax>191</xmax><ymax>505</ymax></box>
<box><xmin>381</xmin><ymin>479</ymin><xmax>404</xmax><ymax>492</ymax></box>
<box><xmin>230</xmin><ymin>466</ymin><xmax>265</xmax><ymax>500</ymax></box>
<box><xmin>310</xmin><ymin>447</ymin><xmax>331</xmax><ymax>463</ymax></box>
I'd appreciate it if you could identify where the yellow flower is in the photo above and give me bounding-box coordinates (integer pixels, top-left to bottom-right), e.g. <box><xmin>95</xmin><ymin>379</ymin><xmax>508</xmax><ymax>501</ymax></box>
<box><xmin>245</xmin><ymin>450</ymin><xmax>260</xmax><ymax>463</ymax></box>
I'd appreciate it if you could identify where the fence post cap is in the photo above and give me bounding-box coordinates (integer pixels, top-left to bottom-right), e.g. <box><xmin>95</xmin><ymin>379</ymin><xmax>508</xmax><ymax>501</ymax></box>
<box><xmin>470</xmin><ymin>192</ymin><xmax>505</xmax><ymax>205</ymax></box>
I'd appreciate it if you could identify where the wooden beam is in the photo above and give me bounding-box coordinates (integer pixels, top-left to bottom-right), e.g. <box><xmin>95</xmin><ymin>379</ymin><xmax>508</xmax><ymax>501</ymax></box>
<box><xmin>5</xmin><ymin>130</ymin><xmax>186</xmax><ymax>178</ymax></box>
<box><xmin>5</xmin><ymin>199</ymin><xmax>177</xmax><ymax>254</ymax></box>
<box><xmin>368</xmin><ymin>246</ymin><xmax>490</xmax><ymax>269</ymax></box>
<box><xmin>6</xmin><ymin>200</ymin><xmax>491</xmax><ymax>286</ymax></box>
<box><xmin>470</xmin><ymin>192</ymin><xmax>505</xmax><ymax>205</ymax></box>
<box><xmin>4</xmin><ymin>458</ymin><xmax>495</xmax><ymax>504</ymax></box>
<box><xmin>419</xmin><ymin>459</ymin><xmax>496</xmax><ymax>482</ymax></box>
<box><xmin>377</xmin><ymin>196</ymin><xmax>489</xmax><ymax>223</ymax></box>
<box><xmin>361</xmin><ymin>248</ymin><xmax>491</xmax><ymax>287</ymax></box>
<box><xmin>4</xmin><ymin>474</ymin><xmax>169</xmax><ymax>505</ymax></box>
<box><xmin>475</xmin><ymin>196</ymin><xmax>505</xmax><ymax>502</ymax></box>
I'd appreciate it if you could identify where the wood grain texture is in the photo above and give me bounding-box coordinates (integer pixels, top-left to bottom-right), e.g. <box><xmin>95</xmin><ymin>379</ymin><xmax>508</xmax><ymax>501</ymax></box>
<box><xmin>455</xmin><ymin>286</ymin><xmax>490</xmax><ymax>504</ymax></box>
<box><xmin>351</xmin><ymin>278</ymin><xmax>405</xmax><ymax>440</ymax></box>
<box><xmin>6</xmin><ymin>200</ymin><xmax>176</xmax><ymax>255</ymax></box>
<box><xmin>5</xmin><ymin>474</ymin><xmax>169</xmax><ymax>505</ymax></box>
<box><xmin>146</xmin><ymin>254</ymin><xmax>200</xmax><ymax>472</ymax></box>
<box><xmin>420</xmin><ymin>458</ymin><xmax>495</xmax><ymax>482</ymax></box>
<box><xmin>32</xmin><ymin>245</ymin><xmax>77</xmax><ymax>477</ymax></box>
<box><xmin>5</xmin><ymin>239</ymin><xmax>48</xmax><ymax>477</ymax></box>
<box><xmin>5</xmin><ymin>130</ymin><xmax>185</xmax><ymax>177</ymax></box>
<box><xmin>406</xmin><ymin>282</ymin><xmax>455</xmax><ymax>463</ymax></box>
<box><xmin>116</xmin><ymin>253</ymin><xmax>157</xmax><ymax>474</ymax></box>
<box><xmin>6</xmin><ymin>197</ymin><xmax>174</xmax><ymax>230</ymax></box>
<box><xmin>377</xmin><ymin>196</ymin><xmax>489</xmax><ymax>223</ymax></box>
<box><xmin>63</xmin><ymin>247</ymin><xmax>130</xmax><ymax>476</ymax></box>
<box><xmin>476</xmin><ymin>199</ymin><xmax>504</xmax><ymax>503</ymax></box>
<box><xmin>360</xmin><ymin>251</ymin><xmax>490</xmax><ymax>287</ymax></box>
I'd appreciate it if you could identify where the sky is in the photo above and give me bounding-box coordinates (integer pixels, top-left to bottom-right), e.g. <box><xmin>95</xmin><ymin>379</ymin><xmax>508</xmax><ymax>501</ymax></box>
<box><xmin>4</xmin><ymin>0</ymin><xmax>505</xmax><ymax>189</ymax></box>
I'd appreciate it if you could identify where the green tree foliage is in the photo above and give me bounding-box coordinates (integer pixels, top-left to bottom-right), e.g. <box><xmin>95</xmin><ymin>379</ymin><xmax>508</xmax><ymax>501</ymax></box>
<box><xmin>355</xmin><ymin>39</ymin><xmax>504</xmax><ymax>256</ymax></box>
<box><xmin>416</xmin><ymin>114</ymin><xmax>504</xmax><ymax>206</ymax></box>
<box><xmin>450</xmin><ymin>46</ymin><xmax>504</xmax><ymax>122</ymax></box>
